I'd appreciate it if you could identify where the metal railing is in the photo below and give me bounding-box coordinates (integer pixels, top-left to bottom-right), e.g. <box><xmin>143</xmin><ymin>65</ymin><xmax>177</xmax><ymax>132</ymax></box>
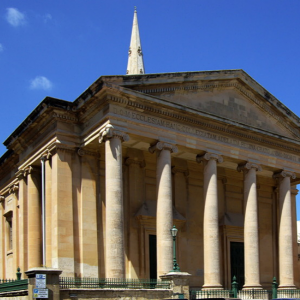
<box><xmin>59</xmin><ymin>277</ymin><xmax>171</xmax><ymax>289</ymax></box>
<box><xmin>190</xmin><ymin>289</ymin><xmax>233</xmax><ymax>299</ymax></box>
<box><xmin>0</xmin><ymin>278</ymin><xmax>28</xmax><ymax>293</ymax></box>
<box><xmin>277</xmin><ymin>289</ymin><xmax>300</xmax><ymax>299</ymax></box>
<box><xmin>238</xmin><ymin>289</ymin><xmax>272</xmax><ymax>300</ymax></box>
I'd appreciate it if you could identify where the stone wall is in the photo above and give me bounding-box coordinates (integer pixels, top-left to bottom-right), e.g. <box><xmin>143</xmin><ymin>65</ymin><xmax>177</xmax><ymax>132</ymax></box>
<box><xmin>60</xmin><ymin>289</ymin><xmax>172</xmax><ymax>300</ymax></box>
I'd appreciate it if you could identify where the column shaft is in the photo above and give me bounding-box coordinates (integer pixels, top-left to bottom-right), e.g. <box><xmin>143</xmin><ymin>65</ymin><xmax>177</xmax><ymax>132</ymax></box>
<box><xmin>156</xmin><ymin>149</ymin><xmax>173</xmax><ymax>276</ymax></box>
<box><xmin>202</xmin><ymin>157</ymin><xmax>222</xmax><ymax>289</ymax></box>
<box><xmin>105</xmin><ymin>136</ymin><xmax>125</xmax><ymax>278</ymax></box>
<box><xmin>241</xmin><ymin>164</ymin><xmax>261</xmax><ymax>289</ymax></box>
<box><xmin>277</xmin><ymin>173</ymin><xmax>295</xmax><ymax>288</ymax></box>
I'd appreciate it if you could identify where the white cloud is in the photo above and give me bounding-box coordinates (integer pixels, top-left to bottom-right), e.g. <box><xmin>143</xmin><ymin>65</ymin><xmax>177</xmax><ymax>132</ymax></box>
<box><xmin>43</xmin><ymin>13</ymin><xmax>52</xmax><ymax>23</ymax></box>
<box><xmin>0</xmin><ymin>44</ymin><xmax>3</xmax><ymax>52</ymax></box>
<box><xmin>30</xmin><ymin>76</ymin><xmax>53</xmax><ymax>90</ymax></box>
<box><xmin>6</xmin><ymin>8</ymin><xmax>26</xmax><ymax>27</ymax></box>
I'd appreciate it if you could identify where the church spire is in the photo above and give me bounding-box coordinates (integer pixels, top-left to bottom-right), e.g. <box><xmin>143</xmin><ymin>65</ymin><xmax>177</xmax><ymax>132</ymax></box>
<box><xmin>126</xmin><ymin>7</ymin><xmax>145</xmax><ymax>75</ymax></box>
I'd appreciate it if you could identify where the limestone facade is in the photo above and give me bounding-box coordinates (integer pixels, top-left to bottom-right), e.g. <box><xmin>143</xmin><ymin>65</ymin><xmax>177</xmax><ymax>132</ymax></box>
<box><xmin>0</xmin><ymin>70</ymin><xmax>299</xmax><ymax>290</ymax></box>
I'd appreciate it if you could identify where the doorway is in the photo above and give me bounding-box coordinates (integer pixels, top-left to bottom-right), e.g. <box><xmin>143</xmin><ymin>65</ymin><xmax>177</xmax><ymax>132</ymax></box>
<box><xmin>230</xmin><ymin>242</ymin><xmax>244</xmax><ymax>290</ymax></box>
<box><xmin>149</xmin><ymin>234</ymin><xmax>157</xmax><ymax>279</ymax></box>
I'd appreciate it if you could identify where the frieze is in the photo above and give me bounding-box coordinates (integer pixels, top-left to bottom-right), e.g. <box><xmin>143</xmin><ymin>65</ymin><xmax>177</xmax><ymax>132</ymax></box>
<box><xmin>112</xmin><ymin>106</ymin><xmax>300</xmax><ymax>162</ymax></box>
<box><xmin>111</xmin><ymin>102</ymin><xmax>300</xmax><ymax>151</ymax></box>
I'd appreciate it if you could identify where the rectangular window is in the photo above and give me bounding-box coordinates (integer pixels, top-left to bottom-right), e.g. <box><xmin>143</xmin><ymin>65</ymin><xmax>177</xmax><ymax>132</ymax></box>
<box><xmin>4</xmin><ymin>211</ymin><xmax>13</xmax><ymax>252</ymax></box>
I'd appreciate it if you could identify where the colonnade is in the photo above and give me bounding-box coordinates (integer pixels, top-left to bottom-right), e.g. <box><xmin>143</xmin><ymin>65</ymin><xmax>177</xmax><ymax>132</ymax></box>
<box><xmin>1</xmin><ymin>124</ymin><xmax>296</xmax><ymax>288</ymax></box>
<box><xmin>99</xmin><ymin>125</ymin><xmax>297</xmax><ymax>289</ymax></box>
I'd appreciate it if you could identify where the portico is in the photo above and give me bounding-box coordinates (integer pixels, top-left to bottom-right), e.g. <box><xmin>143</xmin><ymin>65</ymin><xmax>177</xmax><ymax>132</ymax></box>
<box><xmin>0</xmin><ymin>69</ymin><xmax>300</xmax><ymax>291</ymax></box>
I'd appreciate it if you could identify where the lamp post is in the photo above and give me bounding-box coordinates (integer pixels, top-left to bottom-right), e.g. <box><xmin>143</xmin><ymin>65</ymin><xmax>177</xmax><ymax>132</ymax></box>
<box><xmin>170</xmin><ymin>225</ymin><xmax>181</xmax><ymax>272</ymax></box>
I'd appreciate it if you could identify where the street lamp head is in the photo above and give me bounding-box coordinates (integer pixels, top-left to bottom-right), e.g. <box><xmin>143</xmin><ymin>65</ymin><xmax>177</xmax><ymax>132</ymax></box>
<box><xmin>170</xmin><ymin>225</ymin><xmax>178</xmax><ymax>237</ymax></box>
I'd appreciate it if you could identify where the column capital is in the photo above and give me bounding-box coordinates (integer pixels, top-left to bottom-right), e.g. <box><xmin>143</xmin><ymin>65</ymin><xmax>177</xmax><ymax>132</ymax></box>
<box><xmin>24</xmin><ymin>166</ymin><xmax>33</xmax><ymax>177</ymax></box>
<box><xmin>196</xmin><ymin>152</ymin><xmax>223</xmax><ymax>164</ymax></box>
<box><xmin>125</xmin><ymin>157</ymin><xmax>146</xmax><ymax>168</ymax></box>
<box><xmin>99</xmin><ymin>124</ymin><xmax>129</xmax><ymax>143</ymax></box>
<box><xmin>40</xmin><ymin>149</ymin><xmax>52</xmax><ymax>161</ymax></box>
<box><xmin>148</xmin><ymin>141</ymin><xmax>178</xmax><ymax>154</ymax></box>
<box><xmin>16</xmin><ymin>169</ymin><xmax>25</xmax><ymax>180</ymax></box>
<box><xmin>9</xmin><ymin>183</ymin><xmax>19</xmax><ymax>194</ymax></box>
<box><xmin>237</xmin><ymin>162</ymin><xmax>262</xmax><ymax>173</ymax></box>
<box><xmin>273</xmin><ymin>170</ymin><xmax>296</xmax><ymax>180</ymax></box>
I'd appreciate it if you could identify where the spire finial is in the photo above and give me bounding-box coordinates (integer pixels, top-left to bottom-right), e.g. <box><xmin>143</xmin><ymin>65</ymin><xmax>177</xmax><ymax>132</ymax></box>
<box><xmin>126</xmin><ymin>7</ymin><xmax>145</xmax><ymax>75</ymax></box>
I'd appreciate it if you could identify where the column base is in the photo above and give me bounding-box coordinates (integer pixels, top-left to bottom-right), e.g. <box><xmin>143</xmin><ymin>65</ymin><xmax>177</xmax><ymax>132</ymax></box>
<box><xmin>278</xmin><ymin>285</ymin><xmax>296</xmax><ymax>290</ymax></box>
<box><xmin>243</xmin><ymin>284</ymin><xmax>262</xmax><ymax>290</ymax></box>
<box><xmin>202</xmin><ymin>284</ymin><xmax>223</xmax><ymax>290</ymax></box>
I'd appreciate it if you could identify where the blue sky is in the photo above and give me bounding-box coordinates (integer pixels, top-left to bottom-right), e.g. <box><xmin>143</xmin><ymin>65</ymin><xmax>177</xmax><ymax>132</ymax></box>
<box><xmin>1</xmin><ymin>1</ymin><xmax>300</xmax><ymax>217</ymax></box>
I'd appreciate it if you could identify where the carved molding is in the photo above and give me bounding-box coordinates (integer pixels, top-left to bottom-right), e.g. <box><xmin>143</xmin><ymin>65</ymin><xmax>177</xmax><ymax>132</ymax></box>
<box><xmin>273</xmin><ymin>170</ymin><xmax>296</xmax><ymax>180</ymax></box>
<box><xmin>0</xmin><ymin>195</ymin><xmax>4</xmax><ymax>202</ymax></box>
<box><xmin>196</xmin><ymin>152</ymin><xmax>223</xmax><ymax>164</ymax></box>
<box><xmin>125</xmin><ymin>158</ymin><xmax>146</xmax><ymax>168</ymax></box>
<box><xmin>237</xmin><ymin>162</ymin><xmax>262</xmax><ymax>173</ymax></box>
<box><xmin>52</xmin><ymin>112</ymin><xmax>78</xmax><ymax>123</ymax></box>
<box><xmin>9</xmin><ymin>184</ymin><xmax>19</xmax><ymax>194</ymax></box>
<box><xmin>99</xmin><ymin>124</ymin><xmax>129</xmax><ymax>143</ymax></box>
<box><xmin>148</xmin><ymin>141</ymin><xmax>178</xmax><ymax>154</ymax></box>
<box><xmin>77</xmin><ymin>148</ymin><xmax>99</xmax><ymax>158</ymax></box>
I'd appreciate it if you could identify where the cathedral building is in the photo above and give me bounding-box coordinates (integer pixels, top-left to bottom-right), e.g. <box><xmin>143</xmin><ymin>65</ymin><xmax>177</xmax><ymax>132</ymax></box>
<box><xmin>0</xmin><ymin>8</ymin><xmax>299</xmax><ymax>290</ymax></box>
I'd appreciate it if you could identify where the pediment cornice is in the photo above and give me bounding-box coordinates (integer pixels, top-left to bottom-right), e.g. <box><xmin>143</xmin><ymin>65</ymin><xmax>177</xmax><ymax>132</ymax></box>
<box><xmin>131</xmin><ymin>79</ymin><xmax>300</xmax><ymax>139</ymax></box>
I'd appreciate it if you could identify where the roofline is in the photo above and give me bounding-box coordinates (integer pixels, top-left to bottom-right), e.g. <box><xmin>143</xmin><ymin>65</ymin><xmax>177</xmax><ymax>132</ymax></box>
<box><xmin>3</xmin><ymin>96</ymin><xmax>73</xmax><ymax>147</ymax></box>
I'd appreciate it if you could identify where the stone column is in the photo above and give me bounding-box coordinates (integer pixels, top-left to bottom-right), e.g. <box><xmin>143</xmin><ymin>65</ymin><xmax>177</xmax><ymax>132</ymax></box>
<box><xmin>26</xmin><ymin>166</ymin><xmax>42</xmax><ymax>269</ymax></box>
<box><xmin>99</xmin><ymin>124</ymin><xmax>129</xmax><ymax>278</ymax></box>
<box><xmin>274</xmin><ymin>170</ymin><xmax>296</xmax><ymax>289</ymax></box>
<box><xmin>149</xmin><ymin>141</ymin><xmax>178</xmax><ymax>277</ymax></box>
<box><xmin>238</xmin><ymin>162</ymin><xmax>262</xmax><ymax>289</ymax></box>
<box><xmin>197</xmin><ymin>152</ymin><xmax>223</xmax><ymax>289</ymax></box>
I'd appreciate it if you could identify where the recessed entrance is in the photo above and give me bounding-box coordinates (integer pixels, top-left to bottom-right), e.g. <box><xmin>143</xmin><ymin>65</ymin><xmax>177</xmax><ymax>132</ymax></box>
<box><xmin>230</xmin><ymin>241</ymin><xmax>244</xmax><ymax>290</ymax></box>
<box><xmin>149</xmin><ymin>234</ymin><xmax>157</xmax><ymax>279</ymax></box>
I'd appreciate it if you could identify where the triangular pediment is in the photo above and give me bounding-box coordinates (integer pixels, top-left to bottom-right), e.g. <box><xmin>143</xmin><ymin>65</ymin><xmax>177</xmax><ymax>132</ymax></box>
<box><xmin>99</xmin><ymin>70</ymin><xmax>300</xmax><ymax>141</ymax></box>
<box><xmin>152</xmin><ymin>87</ymin><xmax>296</xmax><ymax>138</ymax></box>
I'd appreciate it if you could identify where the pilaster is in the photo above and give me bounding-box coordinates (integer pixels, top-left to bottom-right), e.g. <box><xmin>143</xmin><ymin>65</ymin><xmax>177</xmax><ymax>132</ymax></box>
<box><xmin>125</xmin><ymin>153</ymin><xmax>146</xmax><ymax>278</ymax></box>
<box><xmin>26</xmin><ymin>166</ymin><xmax>42</xmax><ymax>269</ymax></box>
<box><xmin>17</xmin><ymin>171</ymin><xmax>28</xmax><ymax>278</ymax></box>
<box><xmin>77</xmin><ymin>149</ymin><xmax>99</xmax><ymax>277</ymax></box>
<box><xmin>51</xmin><ymin>148</ymin><xmax>75</xmax><ymax>276</ymax></box>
